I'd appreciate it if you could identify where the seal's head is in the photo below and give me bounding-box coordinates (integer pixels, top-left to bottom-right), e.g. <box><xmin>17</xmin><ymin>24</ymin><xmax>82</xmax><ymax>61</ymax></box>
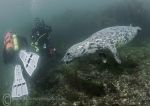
<box><xmin>62</xmin><ymin>43</ymin><xmax>86</xmax><ymax>63</ymax></box>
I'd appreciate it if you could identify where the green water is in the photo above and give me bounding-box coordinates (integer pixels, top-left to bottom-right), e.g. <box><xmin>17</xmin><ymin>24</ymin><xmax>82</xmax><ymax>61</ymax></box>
<box><xmin>0</xmin><ymin>0</ymin><xmax>150</xmax><ymax>106</ymax></box>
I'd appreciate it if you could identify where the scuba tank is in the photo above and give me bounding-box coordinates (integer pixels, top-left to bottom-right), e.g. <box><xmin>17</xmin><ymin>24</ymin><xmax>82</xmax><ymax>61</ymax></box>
<box><xmin>4</xmin><ymin>32</ymin><xmax>19</xmax><ymax>51</ymax></box>
<box><xmin>12</xmin><ymin>34</ymin><xmax>19</xmax><ymax>51</ymax></box>
<box><xmin>3</xmin><ymin>32</ymin><xmax>19</xmax><ymax>64</ymax></box>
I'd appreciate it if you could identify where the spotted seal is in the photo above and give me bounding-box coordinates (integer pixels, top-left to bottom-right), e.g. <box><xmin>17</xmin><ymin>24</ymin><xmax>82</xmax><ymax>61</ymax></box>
<box><xmin>62</xmin><ymin>26</ymin><xmax>141</xmax><ymax>64</ymax></box>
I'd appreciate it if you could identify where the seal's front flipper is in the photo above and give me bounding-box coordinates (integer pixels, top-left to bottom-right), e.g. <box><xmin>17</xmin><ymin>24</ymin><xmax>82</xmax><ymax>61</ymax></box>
<box><xmin>19</xmin><ymin>50</ymin><xmax>39</xmax><ymax>76</ymax></box>
<box><xmin>12</xmin><ymin>65</ymin><xmax>28</xmax><ymax>98</ymax></box>
<box><xmin>108</xmin><ymin>46</ymin><xmax>121</xmax><ymax>64</ymax></box>
<box><xmin>98</xmin><ymin>52</ymin><xmax>107</xmax><ymax>63</ymax></box>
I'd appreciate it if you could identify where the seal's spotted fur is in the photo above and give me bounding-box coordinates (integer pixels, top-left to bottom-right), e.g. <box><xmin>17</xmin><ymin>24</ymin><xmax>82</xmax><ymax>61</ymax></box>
<box><xmin>62</xmin><ymin>26</ymin><xmax>141</xmax><ymax>64</ymax></box>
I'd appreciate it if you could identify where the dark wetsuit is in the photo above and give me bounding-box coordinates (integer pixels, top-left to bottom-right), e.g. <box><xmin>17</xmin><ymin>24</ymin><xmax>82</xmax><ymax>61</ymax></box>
<box><xmin>31</xmin><ymin>18</ymin><xmax>52</xmax><ymax>54</ymax></box>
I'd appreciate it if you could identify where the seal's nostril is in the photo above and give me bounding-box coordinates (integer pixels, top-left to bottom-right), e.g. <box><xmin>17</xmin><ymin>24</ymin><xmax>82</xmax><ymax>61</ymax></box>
<box><xmin>66</xmin><ymin>61</ymin><xmax>69</xmax><ymax>64</ymax></box>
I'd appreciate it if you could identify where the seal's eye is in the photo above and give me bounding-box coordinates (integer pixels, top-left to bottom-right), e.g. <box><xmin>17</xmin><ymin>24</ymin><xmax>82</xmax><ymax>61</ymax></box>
<box><xmin>67</xmin><ymin>53</ymin><xmax>70</xmax><ymax>56</ymax></box>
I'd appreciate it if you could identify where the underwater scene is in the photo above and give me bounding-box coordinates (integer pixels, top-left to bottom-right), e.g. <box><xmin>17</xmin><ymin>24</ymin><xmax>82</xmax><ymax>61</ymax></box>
<box><xmin>1</xmin><ymin>0</ymin><xmax>150</xmax><ymax>106</ymax></box>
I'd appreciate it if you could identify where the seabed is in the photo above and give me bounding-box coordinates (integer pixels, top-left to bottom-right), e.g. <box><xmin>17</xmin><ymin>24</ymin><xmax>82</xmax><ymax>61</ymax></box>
<box><xmin>10</xmin><ymin>39</ymin><xmax>150</xmax><ymax>106</ymax></box>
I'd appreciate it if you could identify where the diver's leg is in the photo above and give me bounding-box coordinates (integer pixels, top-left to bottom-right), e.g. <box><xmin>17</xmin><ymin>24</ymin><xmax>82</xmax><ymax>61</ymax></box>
<box><xmin>108</xmin><ymin>45</ymin><xmax>121</xmax><ymax>64</ymax></box>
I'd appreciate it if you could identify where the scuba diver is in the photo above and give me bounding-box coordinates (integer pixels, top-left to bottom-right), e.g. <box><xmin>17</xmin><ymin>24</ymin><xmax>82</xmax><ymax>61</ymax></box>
<box><xmin>31</xmin><ymin>18</ymin><xmax>56</xmax><ymax>56</ymax></box>
<box><xmin>3</xmin><ymin>18</ymin><xmax>56</xmax><ymax>98</ymax></box>
<box><xmin>3</xmin><ymin>31</ymin><xmax>40</xmax><ymax>98</ymax></box>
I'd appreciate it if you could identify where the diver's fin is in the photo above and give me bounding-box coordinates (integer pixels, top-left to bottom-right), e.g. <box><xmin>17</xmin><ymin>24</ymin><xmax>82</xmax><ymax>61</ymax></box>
<box><xmin>108</xmin><ymin>45</ymin><xmax>121</xmax><ymax>64</ymax></box>
<box><xmin>11</xmin><ymin>65</ymin><xmax>28</xmax><ymax>98</ymax></box>
<box><xmin>19</xmin><ymin>50</ymin><xmax>39</xmax><ymax>76</ymax></box>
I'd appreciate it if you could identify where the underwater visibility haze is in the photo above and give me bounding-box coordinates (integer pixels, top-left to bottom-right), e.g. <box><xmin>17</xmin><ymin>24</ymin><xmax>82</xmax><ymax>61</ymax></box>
<box><xmin>1</xmin><ymin>0</ymin><xmax>150</xmax><ymax>105</ymax></box>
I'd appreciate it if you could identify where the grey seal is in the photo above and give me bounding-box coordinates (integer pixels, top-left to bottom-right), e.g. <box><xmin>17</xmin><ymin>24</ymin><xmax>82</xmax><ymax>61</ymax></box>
<box><xmin>62</xmin><ymin>26</ymin><xmax>141</xmax><ymax>64</ymax></box>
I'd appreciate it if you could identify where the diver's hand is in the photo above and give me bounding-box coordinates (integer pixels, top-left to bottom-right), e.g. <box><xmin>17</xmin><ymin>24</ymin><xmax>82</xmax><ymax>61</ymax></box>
<box><xmin>48</xmin><ymin>48</ymin><xmax>56</xmax><ymax>55</ymax></box>
<box><xmin>53</xmin><ymin>48</ymin><xmax>56</xmax><ymax>52</ymax></box>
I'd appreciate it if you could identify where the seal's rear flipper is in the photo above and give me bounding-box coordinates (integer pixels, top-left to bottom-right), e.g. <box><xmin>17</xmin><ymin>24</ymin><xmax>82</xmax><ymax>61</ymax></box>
<box><xmin>108</xmin><ymin>45</ymin><xmax>121</xmax><ymax>64</ymax></box>
<box><xmin>11</xmin><ymin>65</ymin><xmax>28</xmax><ymax>98</ymax></box>
<box><xmin>19</xmin><ymin>50</ymin><xmax>39</xmax><ymax>76</ymax></box>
